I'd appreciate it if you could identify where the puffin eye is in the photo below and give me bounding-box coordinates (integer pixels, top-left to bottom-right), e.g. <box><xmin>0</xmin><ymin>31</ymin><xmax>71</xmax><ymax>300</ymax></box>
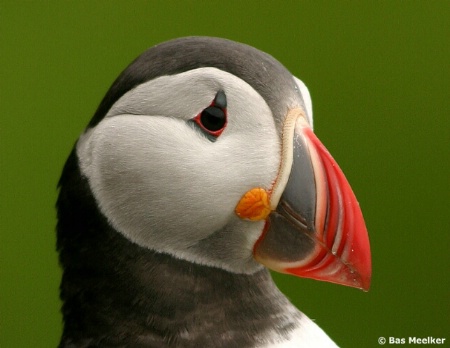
<box><xmin>191</xmin><ymin>91</ymin><xmax>227</xmax><ymax>139</ymax></box>
<box><xmin>199</xmin><ymin>106</ymin><xmax>226</xmax><ymax>132</ymax></box>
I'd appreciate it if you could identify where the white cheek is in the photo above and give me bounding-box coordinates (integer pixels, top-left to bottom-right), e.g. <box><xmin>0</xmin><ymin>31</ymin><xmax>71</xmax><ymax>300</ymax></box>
<box><xmin>77</xmin><ymin>113</ymin><xmax>279</xmax><ymax>255</ymax></box>
<box><xmin>76</xmin><ymin>67</ymin><xmax>281</xmax><ymax>271</ymax></box>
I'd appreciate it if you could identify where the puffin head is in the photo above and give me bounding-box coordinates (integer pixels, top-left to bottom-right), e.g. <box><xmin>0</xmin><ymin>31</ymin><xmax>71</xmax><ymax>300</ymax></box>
<box><xmin>73</xmin><ymin>37</ymin><xmax>371</xmax><ymax>290</ymax></box>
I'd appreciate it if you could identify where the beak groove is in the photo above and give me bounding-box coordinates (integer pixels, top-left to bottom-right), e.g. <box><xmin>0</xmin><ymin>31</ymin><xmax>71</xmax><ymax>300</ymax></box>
<box><xmin>254</xmin><ymin>109</ymin><xmax>372</xmax><ymax>291</ymax></box>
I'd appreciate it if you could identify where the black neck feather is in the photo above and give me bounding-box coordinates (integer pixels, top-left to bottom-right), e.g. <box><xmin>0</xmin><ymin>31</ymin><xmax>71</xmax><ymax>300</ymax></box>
<box><xmin>56</xmin><ymin>149</ymin><xmax>300</xmax><ymax>347</ymax></box>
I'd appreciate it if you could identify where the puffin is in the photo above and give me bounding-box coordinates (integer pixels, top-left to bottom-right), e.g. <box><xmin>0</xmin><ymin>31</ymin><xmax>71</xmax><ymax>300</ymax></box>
<box><xmin>56</xmin><ymin>36</ymin><xmax>371</xmax><ymax>347</ymax></box>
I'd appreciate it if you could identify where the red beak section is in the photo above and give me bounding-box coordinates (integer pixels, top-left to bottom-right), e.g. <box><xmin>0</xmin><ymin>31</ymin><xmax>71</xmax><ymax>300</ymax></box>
<box><xmin>254</xmin><ymin>118</ymin><xmax>372</xmax><ymax>290</ymax></box>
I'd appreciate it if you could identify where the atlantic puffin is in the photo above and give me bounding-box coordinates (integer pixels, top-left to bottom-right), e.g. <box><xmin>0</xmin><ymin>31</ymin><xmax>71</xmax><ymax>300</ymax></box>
<box><xmin>56</xmin><ymin>36</ymin><xmax>371</xmax><ymax>347</ymax></box>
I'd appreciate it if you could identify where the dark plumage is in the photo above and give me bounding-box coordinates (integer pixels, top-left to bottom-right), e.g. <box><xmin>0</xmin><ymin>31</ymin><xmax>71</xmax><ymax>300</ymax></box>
<box><xmin>57</xmin><ymin>149</ymin><xmax>300</xmax><ymax>347</ymax></box>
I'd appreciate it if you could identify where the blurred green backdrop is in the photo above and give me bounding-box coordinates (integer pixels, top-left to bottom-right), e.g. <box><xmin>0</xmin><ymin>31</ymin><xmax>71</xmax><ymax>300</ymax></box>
<box><xmin>1</xmin><ymin>2</ymin><xmax>449</xmax><ymax>347</ymax></box>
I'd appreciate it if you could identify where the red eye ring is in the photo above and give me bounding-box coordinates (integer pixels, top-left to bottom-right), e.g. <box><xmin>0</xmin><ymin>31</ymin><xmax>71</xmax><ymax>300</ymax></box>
<box><xmin>192</xmin><ymin>90</ymin><xmax>227</xmax><ymax>138</ymax></box>
<box><xmin>193</xmin><ymin>106</ymin><xmax>227</xmax><ymax>137</ymax></box>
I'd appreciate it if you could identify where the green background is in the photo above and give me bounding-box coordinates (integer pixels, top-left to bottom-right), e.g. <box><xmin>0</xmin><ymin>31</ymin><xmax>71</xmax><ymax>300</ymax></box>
<box><xmin>1</xmin><ymin>2</ymin><xmax>449</xmax><ymax>347</ymax></box>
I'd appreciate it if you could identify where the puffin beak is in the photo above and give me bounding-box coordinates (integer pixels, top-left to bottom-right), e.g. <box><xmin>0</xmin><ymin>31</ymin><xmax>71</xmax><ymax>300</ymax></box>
<box><xmin>236</xmin><ymin>108</ymin><xmax>371</xmax><ymax>290</ymax></box>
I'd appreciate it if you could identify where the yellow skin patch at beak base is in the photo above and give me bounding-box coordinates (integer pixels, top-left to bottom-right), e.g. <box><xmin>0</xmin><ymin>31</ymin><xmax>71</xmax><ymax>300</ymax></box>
<box><xmin>235</xmin><ymin>187</ymin><xmax>271</xmax><ymax>221</ymax></box>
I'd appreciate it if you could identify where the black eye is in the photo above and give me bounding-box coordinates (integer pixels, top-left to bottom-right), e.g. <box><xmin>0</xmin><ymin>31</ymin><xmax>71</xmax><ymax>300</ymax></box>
<box><xmin>200</xmin><ymin>106</ymin><xmax>226</xmax><ymax>132</ymax></box>
<box><xmin>191</xmin><ymin>91</ymin><xmax>228</xmax><ymax>139</ymax></box>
